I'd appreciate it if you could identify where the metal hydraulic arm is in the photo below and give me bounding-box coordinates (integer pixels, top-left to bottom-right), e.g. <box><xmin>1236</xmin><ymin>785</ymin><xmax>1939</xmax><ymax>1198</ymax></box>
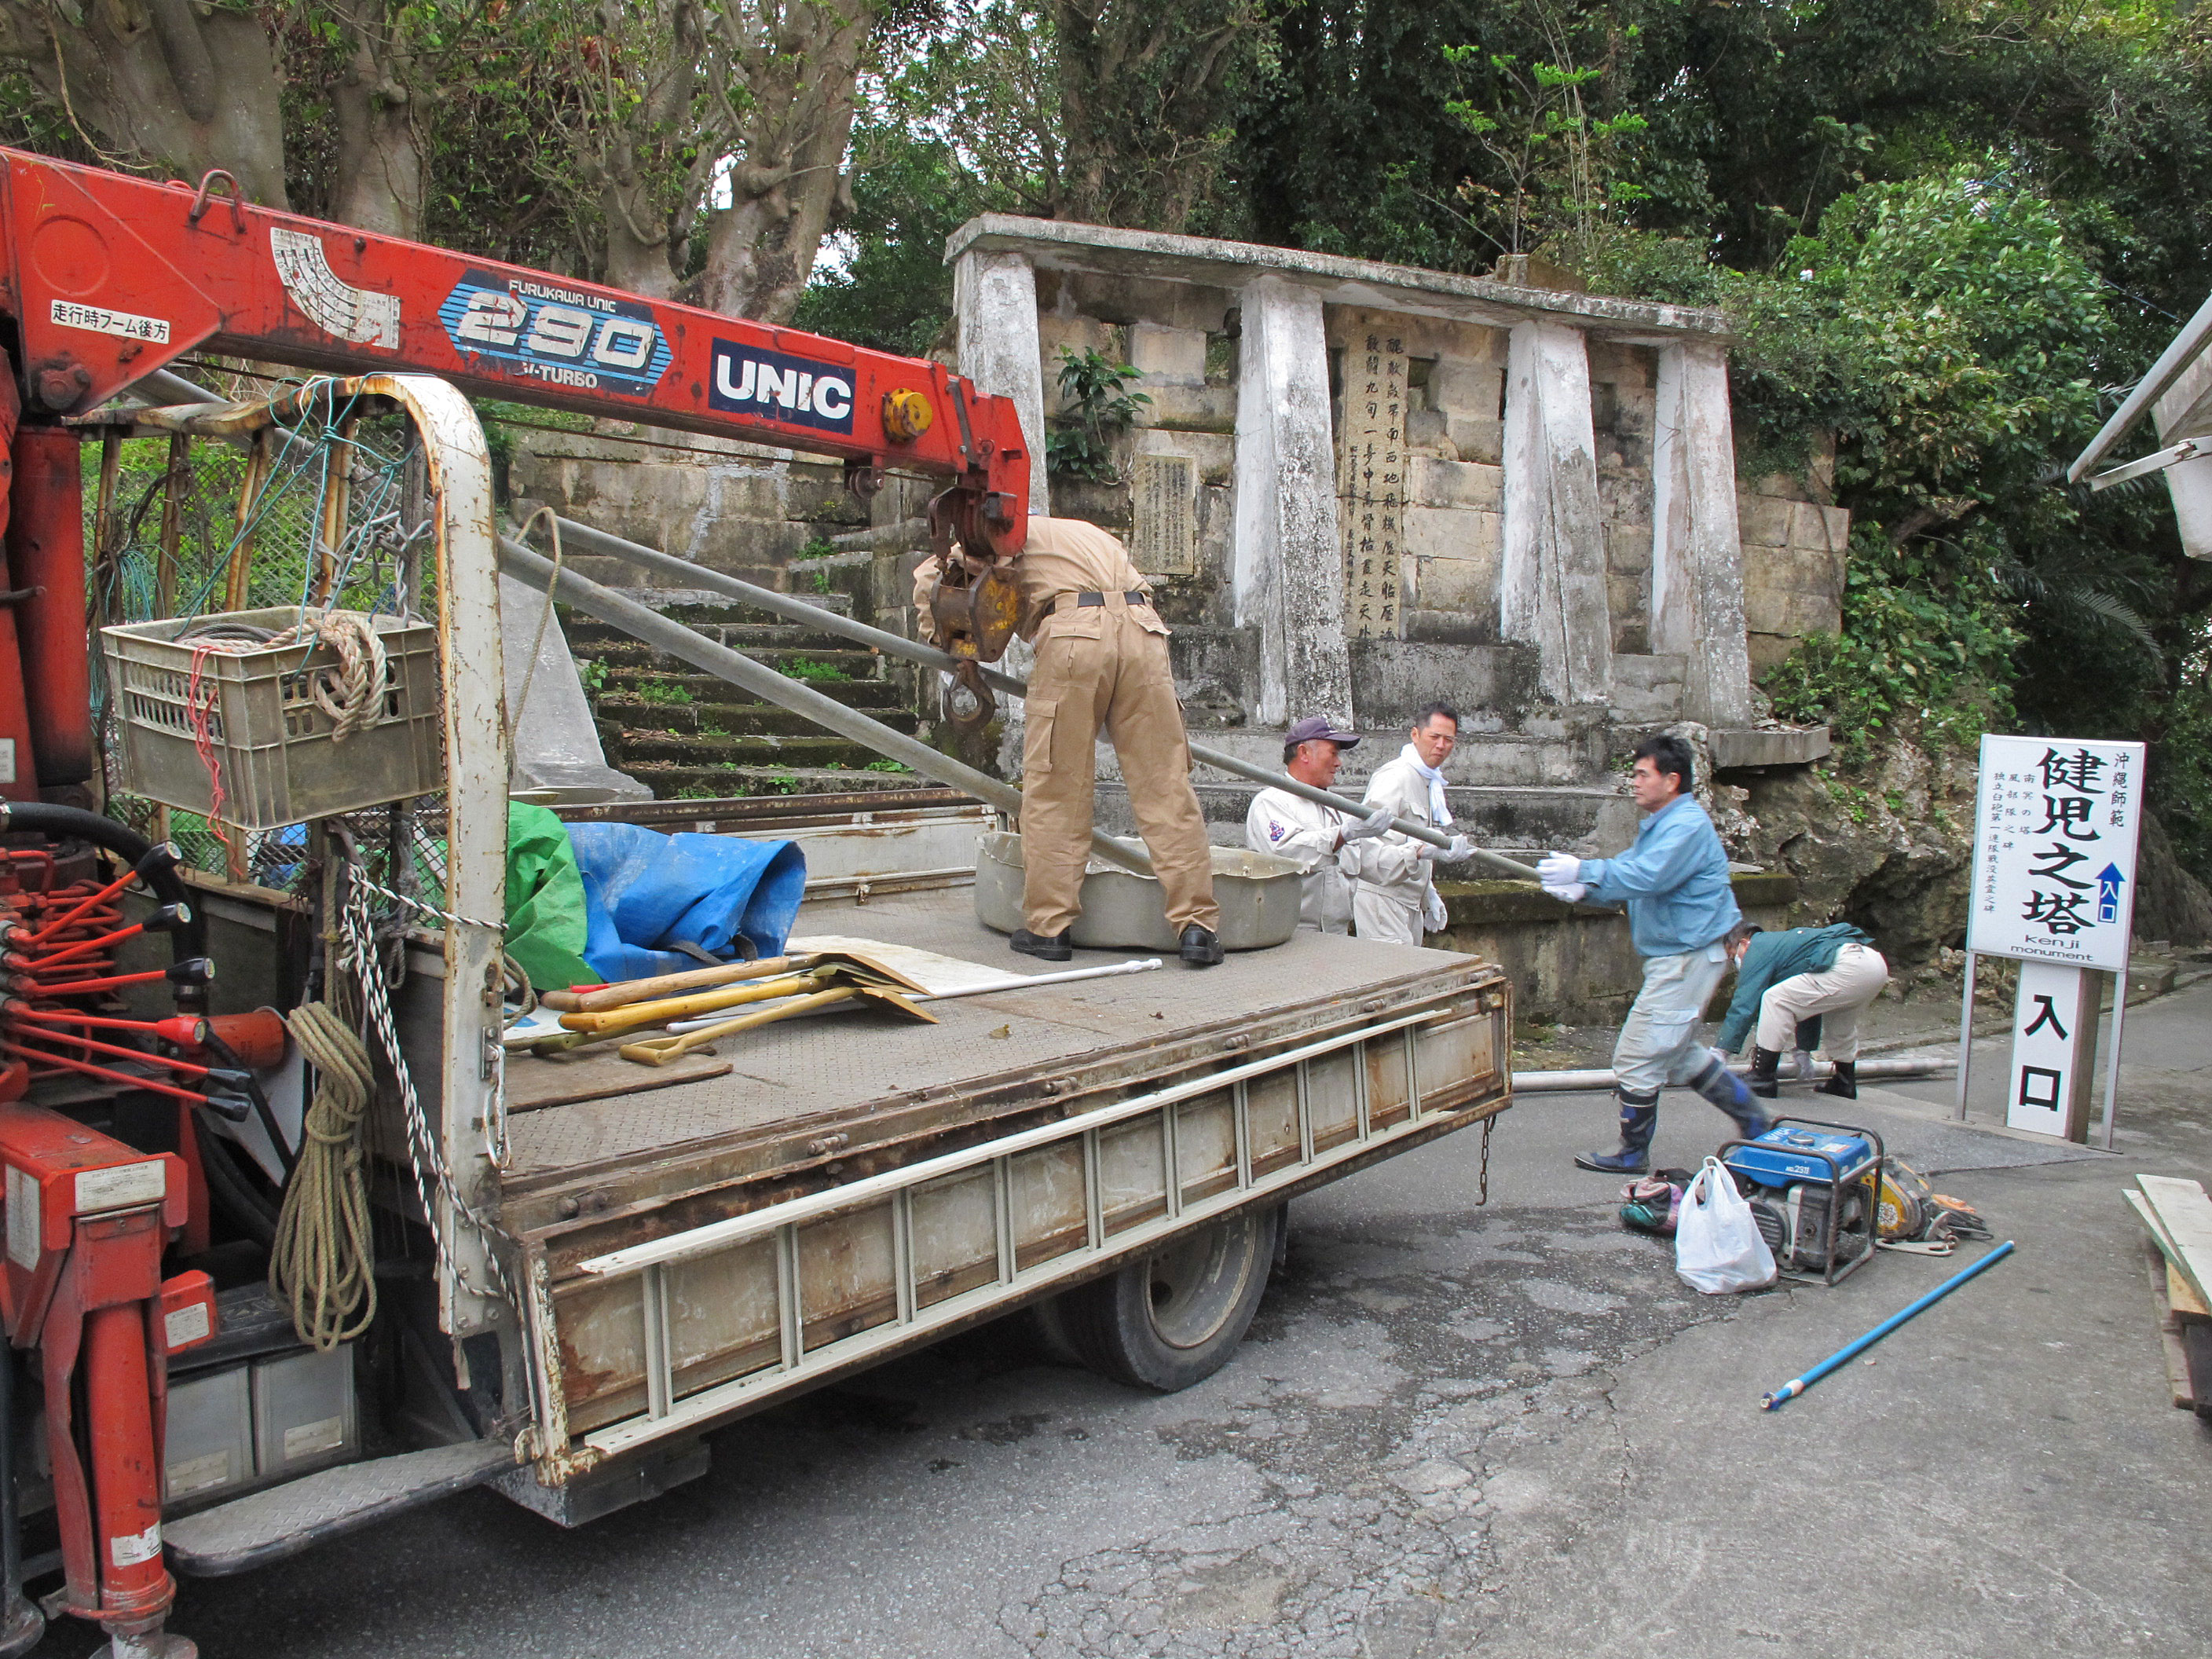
<box><xmin>0</xmin><ymin>146</ymin><xmax>1027</xmax><ymax>559</ymax></box>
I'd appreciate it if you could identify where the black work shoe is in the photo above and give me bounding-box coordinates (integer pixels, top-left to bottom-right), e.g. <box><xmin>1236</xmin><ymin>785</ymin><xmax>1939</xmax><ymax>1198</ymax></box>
<box><xmin>1178</xmin><ymin>925</ymin><xmax>1225</xmax><ymax>967</ymax></box>
<box><xmin>1011</xmin><ymin>928</ymin><xmax>1073</xmax><ymax>962</ymax></box>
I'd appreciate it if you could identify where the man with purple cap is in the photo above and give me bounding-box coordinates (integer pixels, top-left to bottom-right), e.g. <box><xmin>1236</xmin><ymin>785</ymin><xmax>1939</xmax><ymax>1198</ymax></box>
<box><xmin>1245</xmin><ymin>717</ymin><xmax>1416</xmax><ymax>935</ymax></box>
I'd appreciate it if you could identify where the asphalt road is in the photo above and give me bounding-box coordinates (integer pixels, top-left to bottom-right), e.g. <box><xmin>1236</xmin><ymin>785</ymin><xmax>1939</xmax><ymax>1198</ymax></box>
<box><xmin>37</xmin><ymin>983</ymin><xmax>2212</xmax><ymax>1659</ymax></box>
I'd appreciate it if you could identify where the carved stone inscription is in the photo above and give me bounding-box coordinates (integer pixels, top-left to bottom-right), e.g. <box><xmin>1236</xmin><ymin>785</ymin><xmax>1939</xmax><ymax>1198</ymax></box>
<box><xmin>1130</xmin><ymin>453</ymin><xmax>1198</xmax><ymax>576</ymax></box>
<box><xmin>1339</xmin><ymin>334</ymin><xmax>1407</xmax><ymax>638</ymax></box>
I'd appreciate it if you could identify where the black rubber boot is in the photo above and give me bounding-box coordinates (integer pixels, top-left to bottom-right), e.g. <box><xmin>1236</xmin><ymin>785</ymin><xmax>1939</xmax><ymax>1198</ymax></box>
<box><xmin>1179</xmin><ymin>925</ymin><xmax>1225</xmax><ymax>967</ymax></box>
<box><xmin>1749</xmin><ymin>1046</ymin><xmax>1782</xmax><ymax>1099</ymax></box>
<box><xmin>1819</xmin><ymin>1059</ymin><xmax>1859</xmax><ymax>1100</ymax></box>
<box><xmin>1575</xmin><ymin>1089</ymin><xmax>1659</xmax><ymax>1174</ymax></box>
<box><xmin>1690</xmin><ymin>1053</ymin><xmax>1771</xmax><ymax>1141</ymax></box>
<box><xmin>1011</xmin><ymin>928</ymin><xmax>1073</xmax><ymax>962</ymax></box>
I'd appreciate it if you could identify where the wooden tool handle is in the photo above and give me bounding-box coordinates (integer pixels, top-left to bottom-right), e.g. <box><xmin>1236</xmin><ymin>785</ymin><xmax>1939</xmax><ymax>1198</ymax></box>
<box><xmin>620</xmin><ymin>987</ymin><xmax>855</xmax><ymax>1067</ymax></box>
<box><xmin>562</xmin><ymin>955</ymin><xmax>811</xmax><ymax>1014</ymax></box>
<box><xmin>558</xmin><ymin>972</ymin><xmax>822</xmax><ymax>1034</ymax></box>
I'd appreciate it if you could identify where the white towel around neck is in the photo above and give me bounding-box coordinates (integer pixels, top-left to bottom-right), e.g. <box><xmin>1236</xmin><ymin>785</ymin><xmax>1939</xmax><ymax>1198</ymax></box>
<box><xmin>1400</xmin><ymin>743</ymin><xmax>1452</xmax><ymax>826</ymax></box>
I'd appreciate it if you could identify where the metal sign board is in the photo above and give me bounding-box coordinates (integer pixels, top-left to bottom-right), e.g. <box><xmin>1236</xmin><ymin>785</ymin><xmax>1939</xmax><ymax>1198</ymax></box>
<box><xmin>1966</xmin><ymin>735</ymin><xmax>2145</xmax><ymax>971</ymax></box>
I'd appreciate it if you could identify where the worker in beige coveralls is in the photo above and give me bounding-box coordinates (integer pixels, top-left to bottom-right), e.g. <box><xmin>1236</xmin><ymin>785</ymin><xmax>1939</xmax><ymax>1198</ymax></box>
<box><xmin>914</xmin><ymin>515</ymin><xmax>1225</xmax><ymax>966</ymax></box>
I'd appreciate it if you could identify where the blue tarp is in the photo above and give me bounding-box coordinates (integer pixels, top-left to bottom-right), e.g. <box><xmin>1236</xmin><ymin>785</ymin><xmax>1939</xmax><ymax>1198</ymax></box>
<box><xmin>565</xmin><ymin>822</ymin><xmax>808</xmax><ymax>982</ymax></box>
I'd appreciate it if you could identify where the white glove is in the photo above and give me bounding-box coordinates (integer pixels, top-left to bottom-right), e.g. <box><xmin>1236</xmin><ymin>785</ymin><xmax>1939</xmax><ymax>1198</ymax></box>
<box><xmin>1421</xmin><ymin>884</ymin><xmax>1448</xmax><ymax>934</ymax></box>
<box><xmin>1340</xmin><ymin>804</ymin><xmax>1394</xmax><ymax>844</ymax></box>
<box><xmin>1542</xmin><ymin>880</ymin><xmax>1588</xmax><ymax>905</ymax></box>
<box><xmin>1536</xmin><ymin>851</ymin><xmax>1582</xmax><ymax>887</ymax></box>
<box><xmin>1444</xmin><ymin>833</ymin><xmax>1474</xmax><ymax>861</ymax></box>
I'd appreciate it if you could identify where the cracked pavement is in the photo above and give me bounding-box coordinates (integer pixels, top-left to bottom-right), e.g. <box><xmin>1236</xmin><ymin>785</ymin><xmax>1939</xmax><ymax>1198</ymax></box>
<box><xmin>57</xmin><ymin>983</ymin><xmax>2212</xmax><ymax>1659</ymax></box>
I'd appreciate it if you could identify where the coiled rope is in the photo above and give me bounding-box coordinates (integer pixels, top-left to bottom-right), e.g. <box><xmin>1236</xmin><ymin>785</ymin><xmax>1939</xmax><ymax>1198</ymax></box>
<box><xmin>266</xmin><ymin>610</ymin><xmax>388</xmax><ymax>742</ymax></box>
<box><xmin>269</xmin><ymin>999</ymin><xmax>379</xmax><ymax>1350</ymax></box>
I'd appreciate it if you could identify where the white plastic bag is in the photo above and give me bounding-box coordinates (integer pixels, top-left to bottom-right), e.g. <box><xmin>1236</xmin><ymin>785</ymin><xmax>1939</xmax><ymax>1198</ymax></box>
<box><xmin>1674</xmin><ymin>1156</ymin><xmax>1777</xmax><ymax>1295</ymax></box>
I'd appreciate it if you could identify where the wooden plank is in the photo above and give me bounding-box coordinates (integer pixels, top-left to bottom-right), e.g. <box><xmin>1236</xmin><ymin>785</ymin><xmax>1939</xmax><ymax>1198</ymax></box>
<box><xmin>2135</xmin><ymin>1174</ymin><xmax>2212</xmax><ymax>1307</ymax></box>
<box><xmin>2146</xmin><ymin>1247</ymin><xmax>2196</xmax><ymax>1409</ymax></box>
<box><xmin>2169</xmin><ymin>1261</ymin><xmax>2210</xmax><ymax>1325</ymax></box>
<box><xmin>2123</xmin><ymin>1190</ymin><xmax>2182</xmax><ymax>1270</ymax></box>
<box><xmin>507</xmin><ymin>1053</ymin><xmax>733</xmax><ymax>1115</ymax></box>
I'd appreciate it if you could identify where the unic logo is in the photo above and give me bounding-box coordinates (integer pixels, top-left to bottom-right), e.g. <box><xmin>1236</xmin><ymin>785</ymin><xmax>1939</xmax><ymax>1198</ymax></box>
<box><xmin>709</xmin><ymin>339</ymin><xmax>855</xmax><ymax>433</ymax></box>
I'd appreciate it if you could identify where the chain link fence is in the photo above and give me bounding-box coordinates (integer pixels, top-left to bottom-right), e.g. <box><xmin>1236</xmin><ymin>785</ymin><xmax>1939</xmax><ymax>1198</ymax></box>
<box><xmin>91</xmin><ymin>386</ymin><xmax>450</xmax><ymax>910</ymax></box>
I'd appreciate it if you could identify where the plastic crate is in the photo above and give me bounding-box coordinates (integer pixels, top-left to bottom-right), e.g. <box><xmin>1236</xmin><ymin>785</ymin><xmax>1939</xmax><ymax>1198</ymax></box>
<box><xmin>102</xmin><ymin>608</ymin><xmax>441</xmax><ymax>830</ymax></box>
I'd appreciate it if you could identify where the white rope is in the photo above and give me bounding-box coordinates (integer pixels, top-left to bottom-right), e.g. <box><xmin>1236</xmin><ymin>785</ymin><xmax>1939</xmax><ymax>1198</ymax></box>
<box><xmin>269</xmin><ymin>1000</ymin><xmax>379</xmax><ymax>1350</ymax></box>
<box><xmin>268</xmin><ymin>610</ymin><xmax>388</xmax><ymax>742</ymax></box>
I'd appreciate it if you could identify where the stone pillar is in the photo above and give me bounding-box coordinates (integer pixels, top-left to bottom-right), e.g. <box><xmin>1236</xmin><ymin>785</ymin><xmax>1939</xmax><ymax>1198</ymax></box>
<box><xmin>1231</xmin><ymin>276</ymin><xmax>1352</xmax><ymax>727</ymax></box>
<box><xmin>1500</xmin><ymin>320</ymin><xmax>1612</xmax><ymax>705</ymax></box>
<box><xmin>1650</xmin><ymin>341</ymin><xmax>1753</xmax><ymax>726</ymax></box>
<box><xmin>954</xmin><ymin>249</ymin><xmax>1050</xmax><ymax>517</ymax></box>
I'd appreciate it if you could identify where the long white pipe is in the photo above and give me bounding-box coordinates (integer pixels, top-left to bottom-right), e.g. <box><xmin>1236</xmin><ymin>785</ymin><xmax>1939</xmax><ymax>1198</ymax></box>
<box><xmin>1510</xmin><ymin>1056</ymin><xmax>1951</xmax><ymax>1093</ymax></box>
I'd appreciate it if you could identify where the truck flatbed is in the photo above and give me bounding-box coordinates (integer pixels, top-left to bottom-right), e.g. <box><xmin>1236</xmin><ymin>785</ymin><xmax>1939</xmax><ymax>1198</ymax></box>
<box><xmin>496</xmin><ymin>885</ymin><xmax>1510</xmax><ymax>1459</ymax></box>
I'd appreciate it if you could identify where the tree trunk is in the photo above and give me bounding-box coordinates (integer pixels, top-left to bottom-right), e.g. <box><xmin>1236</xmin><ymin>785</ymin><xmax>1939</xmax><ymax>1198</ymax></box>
<box><xmin>0</xmin><ymin>3</ymin><xmax>289</xmax><ymax>206</ymax></box>
<box><xmin>328</xmin><ymin>9</ymin><xmax>426</xmax><ymax>240</ymax></box>
<box><xmin>693</xmin><ymin>0</ymin><xmax>874</xmax><ymax>323</ymax></box>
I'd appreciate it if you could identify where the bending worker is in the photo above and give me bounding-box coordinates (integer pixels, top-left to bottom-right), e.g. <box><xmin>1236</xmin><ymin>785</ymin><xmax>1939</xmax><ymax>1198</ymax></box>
<box><xmin>1246</xmin><ymin>716</ymin><xmax>1408</xmax><ymax>934</ymax></box>
<box><xmin>1357</xmin><ymin>702</ymin><xmax>1473</xmax><ymax>943</ymax></box>
<box><xmin>1538</xmin><ymin>734</ymin><xmax>1770</xmax><ymax>1174</ymax></box>
<box><xmin>914</xmin><ymin>515</ymin><xmax>1223</xmax><ymax>967</ymax></box>
<box><xmin>1715</xmin><ymin>921</ymin><xmax>1888</xmax><ymax>1101</ymax></box>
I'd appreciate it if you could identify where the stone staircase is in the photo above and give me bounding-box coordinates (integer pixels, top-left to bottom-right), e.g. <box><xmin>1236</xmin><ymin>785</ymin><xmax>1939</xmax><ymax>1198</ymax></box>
<box><xmin>566</xmin><ymin>599</ymin><xmax>929</xmax><ymax>800</ymax></box>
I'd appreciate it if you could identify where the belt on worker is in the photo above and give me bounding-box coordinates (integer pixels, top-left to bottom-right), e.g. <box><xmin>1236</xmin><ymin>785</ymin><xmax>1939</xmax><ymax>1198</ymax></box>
<box><xmin>1047</xmin><ymin>589</ymin><xmax>1148</xmax><ymax>615</ymax></box>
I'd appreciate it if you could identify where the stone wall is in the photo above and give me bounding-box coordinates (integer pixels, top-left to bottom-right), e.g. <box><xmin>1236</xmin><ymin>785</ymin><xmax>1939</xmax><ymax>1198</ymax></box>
<box><xmin>1737</xmin><ymin>445</ymin><xmax>1850</xmax><ymax>676</ymax></box>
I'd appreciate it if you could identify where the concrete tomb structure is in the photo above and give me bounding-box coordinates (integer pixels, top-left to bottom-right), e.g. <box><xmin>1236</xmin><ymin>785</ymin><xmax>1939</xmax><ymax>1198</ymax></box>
<box><xmin>944</xmin><ymin>217</ymin><xmax>1838</xmax><ymax>855</ymax></box>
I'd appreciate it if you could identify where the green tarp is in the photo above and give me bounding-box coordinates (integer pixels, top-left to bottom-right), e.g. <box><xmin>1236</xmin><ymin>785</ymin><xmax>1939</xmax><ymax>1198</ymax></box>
<box><xmin>504</xmin><ymin>800</ymin><xmax>599</xmax><ymax>991</ymax></box>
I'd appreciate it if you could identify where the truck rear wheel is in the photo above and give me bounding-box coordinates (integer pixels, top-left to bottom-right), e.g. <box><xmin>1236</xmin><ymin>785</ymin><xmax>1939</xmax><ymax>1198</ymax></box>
<box><xmin>1058</xmin><ymin>1206</ymin><xmax>1280</xmax><ymax>1392</ymax></box>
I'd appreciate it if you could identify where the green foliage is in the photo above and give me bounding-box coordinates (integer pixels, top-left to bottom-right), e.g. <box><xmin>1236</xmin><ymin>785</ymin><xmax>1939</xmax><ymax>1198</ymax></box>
<box><xmin>863</xmin><ymin>757</ymin><xmax>910</xmax><ymax>772</ymax></box>
<box><xmin>630</xmin><ymin>679</ymin><xmax>695</xmax><ymax>706</ymax></box>
<box><xmin>1047</xmin><ymin>348</ymin><xmax>1151</xmax><ymax>484</ymax></box>
<box><xmin>1764</xmin><ymin>532</ymin><xmax>2019</xmax><ymax>767</ymax></box>
<box><xmin>578</xmin><ymin>659</ymin><xmax>610</xmax><ymax>694</ymax></box>
<box><xmin>780</xmin><ymin>657</ymin><xmax>850</xmax><ymax>683</ymax></box>
<box><xmin>795</xmin><ymin>536</ymin><xmax>840</xmax><ymax>560</ymax></box>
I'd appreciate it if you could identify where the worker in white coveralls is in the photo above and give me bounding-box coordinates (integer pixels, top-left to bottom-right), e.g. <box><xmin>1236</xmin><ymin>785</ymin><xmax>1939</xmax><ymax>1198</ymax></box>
<box><xmin>1538</xmin><ymin>732</ymin><xmax>1771</xmax><ymax>1174</ymax></box>
<box><xmin>1357</xmin><ymin>703</ymin><xmax>1474</xmax><ymax>943</ymax></box>
<box><xmin>1244</xmin><ymin>716</ymin><xmax>1415</xmax><ymax>934</ymax></box>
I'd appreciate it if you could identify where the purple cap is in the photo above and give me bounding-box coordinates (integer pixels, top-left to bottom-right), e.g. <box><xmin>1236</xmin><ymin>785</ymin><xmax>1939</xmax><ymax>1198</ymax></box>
<box><xmin>1286</xmin><ymin>716</ymin><xmax>1361</xmax><ymax>749</ymax></box>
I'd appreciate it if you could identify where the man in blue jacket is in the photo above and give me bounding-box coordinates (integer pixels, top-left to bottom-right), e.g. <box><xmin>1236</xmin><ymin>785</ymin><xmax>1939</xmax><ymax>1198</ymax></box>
<box><xmin>1538</xmin><ymin>734</ymin><xmax>1770</xmax><ymax>1174</ymax></box>
<box><xmin>1716</xmin><ymin>921</ymin><xmax>1888</xmax><ymax>1100</ymax></box>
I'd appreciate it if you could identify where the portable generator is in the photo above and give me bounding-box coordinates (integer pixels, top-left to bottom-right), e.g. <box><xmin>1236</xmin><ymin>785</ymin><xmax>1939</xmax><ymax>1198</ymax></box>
<box><xmin>1720</xmin><ymin>1119</ymin><xmax>1884</xmax><ymax>1286</ymax></box>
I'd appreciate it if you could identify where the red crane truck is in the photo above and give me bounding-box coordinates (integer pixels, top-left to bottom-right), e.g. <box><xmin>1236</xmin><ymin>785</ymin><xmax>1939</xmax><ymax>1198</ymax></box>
<box><xmin>0</xmin><ymin>148</ymin><xmax>1511</xmax><ymax>1659</ymax></box>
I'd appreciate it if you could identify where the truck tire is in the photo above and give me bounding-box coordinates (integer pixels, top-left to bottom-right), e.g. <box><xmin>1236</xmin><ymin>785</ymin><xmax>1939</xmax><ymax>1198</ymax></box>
<box><xmin>1057</xmin><ymin>1205</ymin><xmax>1281</xmax><ymax>1393</ymax></box>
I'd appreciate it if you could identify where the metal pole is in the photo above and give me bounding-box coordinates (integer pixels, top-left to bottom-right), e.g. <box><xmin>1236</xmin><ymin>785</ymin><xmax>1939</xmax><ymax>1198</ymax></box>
<box><xmin>1510</xmin><ymin>1057</ymin><xmax>1950</xmax><ymax>1093</ymax></box>
<box><xmin>2099</xmin><ymin>965</ymin><xmax>2127</xmax><ymax>1151</ymax></box>
<box><xmin>1954</xmin><ymin>950</ymin><xmax>1976</xmax><ymax>1122</ymax></box>
<box><xmin>496</xmin><ymin>539</ymin><xmax>1156</xmax><ymax>878</ymax></box>
<box><xmin>540</xmin><ymin>517</ymin><xmax>1544</xmax><ymax>881</ymax></box>
<box><xmin>1760</xmin><ymin>1241</ymin><xmax>2016</xmax><ymax>1410</ymax></box>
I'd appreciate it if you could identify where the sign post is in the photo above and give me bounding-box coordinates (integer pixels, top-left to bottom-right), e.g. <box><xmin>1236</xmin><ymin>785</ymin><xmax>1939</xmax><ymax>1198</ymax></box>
<box><xmin>1963</xmin><ymin>736</ymin><xmax>2144</xmax><ymax>1145</ymax></box>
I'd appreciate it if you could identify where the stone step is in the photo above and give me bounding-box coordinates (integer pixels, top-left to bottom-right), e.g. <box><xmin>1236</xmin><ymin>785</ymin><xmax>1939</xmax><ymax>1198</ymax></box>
<box><xmin>1113</xmin><ymin>727</ymin><xmax>1606</xmax><ymax>789</ymax></box>
<box><xmin>1093</xmin><ymin>778</ymin><xmax>1628</xmax><ymax>856</ymax></box>
<box><xmin>595</xmin><ymin>655</ymin><xmax>894</xmax><ymax>697</ymax></box>
<box><xmin>566</xmin><ymin>592</ymin><xmax>856</xmax><ymax>629</ymax></box>
<box><xmin>573</xmin><ymin>622</ymin><xmax>866</xmax><ymax>658</ymax></box>
<box><xmin>622</xmin><ymin>760</ymin><xmax>929</xmax><ymax>800</ymax></box>
<box><xmin>608</xmin><ymin>731</ymin><xmax>894</xmax><ymax>771</ymax></box>
<box><xmin>596</xmin><ymin>701</ymin><xmax>918</xmax><ymax>739</ymax></box>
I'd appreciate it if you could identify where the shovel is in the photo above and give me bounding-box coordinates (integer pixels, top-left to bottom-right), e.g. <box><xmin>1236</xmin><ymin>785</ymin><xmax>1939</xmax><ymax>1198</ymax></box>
<box><xmin>527</xmin><ymin>950</ymin><xmax>930</xmax><ymax>1057</ymax></box>
<box><xmin>619</xmin><ymin>983</ymin><xmax>937</xmax><ymax>1068</ymax></box>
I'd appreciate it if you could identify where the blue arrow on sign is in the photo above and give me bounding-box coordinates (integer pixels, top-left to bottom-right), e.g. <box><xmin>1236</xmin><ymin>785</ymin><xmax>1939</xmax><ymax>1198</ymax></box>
<box><xmin>2097</xmin><ymin>862</ymin><xmax>2126</xmax><ymax>925</ymax></box>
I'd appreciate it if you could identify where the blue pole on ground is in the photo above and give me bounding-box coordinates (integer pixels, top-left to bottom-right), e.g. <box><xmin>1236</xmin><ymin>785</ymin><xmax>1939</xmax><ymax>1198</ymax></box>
<box><xmin>1760</xmin><ymin>1241</ymin><xmax>2016</xmax><ymax>1410</ymax></box>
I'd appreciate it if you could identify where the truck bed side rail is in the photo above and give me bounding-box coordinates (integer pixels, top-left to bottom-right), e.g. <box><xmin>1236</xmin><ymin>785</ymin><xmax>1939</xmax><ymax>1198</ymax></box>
<box><xmin>517</xmin><ymin>987</ymin><xmax>1508</xmax><ymax>1475</ymax></box>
